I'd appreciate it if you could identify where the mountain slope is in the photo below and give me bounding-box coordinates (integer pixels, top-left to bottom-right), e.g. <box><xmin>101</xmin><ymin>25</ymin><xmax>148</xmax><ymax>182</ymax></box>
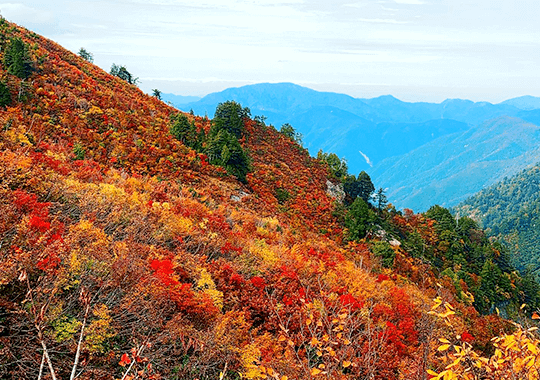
<box><xmin>455</xmin><ymin>165</ymin><xmax>540</xmax><ymax>274</ymax></box>
<box><xmin>1</xmin><ymin>20</ymin><xmax>539</xmax><ymax>380</ymax></box>
<box><xmin>371</xmin><ymin>116</ymin><xmax>540</xmax><ymax>211</ymax></box>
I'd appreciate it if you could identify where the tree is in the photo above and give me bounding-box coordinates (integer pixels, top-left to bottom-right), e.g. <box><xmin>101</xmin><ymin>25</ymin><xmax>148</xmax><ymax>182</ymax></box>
<box><xmin>206</xmin><ymin>128</ymin><xmax>249</xmax><ymax>182</ymax></box>
<box><xmin>110</xmin><ymin>63</ymin><xmax>138</xmax><ymax>85</ymax></box>
<box><xmin>212</xmin><ymin>101</ymin><xmax>250</xmax><ymax>139</ymax></box>
<box><xmin>170</xmin><ymin>113</ymin><xmax>204</xmax><ymax>151</ymax></box>
<box><xmin>343</xmin><ymin>171</ymin><xmax>375</xmax><ymax>204</ymax></box>
<box><xmin>0</xmin><ymin>80</ymin><xmax>11</xmax><ymax>107</ymax></box>
<box><xmin>152</xmin><ymin>88</ymin><xmax>162</xmax><ymax>100</ymax></box>
<box><xmin>375</xmin><ymin>187</ymin><xmax>388</xmax><ymax>212</ymax></box>
<box><xmin>317</xmin><ymin>150</ymin><xmax>348</xmax><ymax>179</ymax></box>
<box><xmin>345</xmin><ymin>197</ymin><xmax>375</xmax><ymax>241</ymax></box>
<box><xmin>3</xmin><ymin>37</ymin><xmax>34</xmax><ymax>79</ymax></box>
<box><xmin>280</xmin><ymin>123</ymin><xmax>303</xmax><ymax>145</ymax></box>
<box><xmin>77</xmin><ymin>47</ymin><xmax>93</xmax><ymax>63</ymax></box>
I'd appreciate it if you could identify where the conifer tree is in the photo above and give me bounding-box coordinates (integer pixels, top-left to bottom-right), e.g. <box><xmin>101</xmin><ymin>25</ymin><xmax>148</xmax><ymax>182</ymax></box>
<box><xmin>3</xmin><ymin>37</ymin><xmax>34</xmax><ymax>79</ymax></box>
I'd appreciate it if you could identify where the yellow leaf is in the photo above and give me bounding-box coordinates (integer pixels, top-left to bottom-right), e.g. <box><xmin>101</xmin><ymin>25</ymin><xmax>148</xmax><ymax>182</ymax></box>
<box><xmin>343</xmin><ymin>361</ymin><xmax>351</xmax><ymax>368</ymax></box>
<box><xmin>439</xmin><ymin>338</ymin><xmax>451</xmax><ymax>344</ymax></box>
<box><xmin>306</xmin><ymin>318</ymin><xmax>312</xmax><ymax>326</ymax></box>
<box><xmin>311</xmin><ymin>368</ymin><xmax>322</xmax><ymax>376</ymax></box>
<box><xmin>438</xmin><ymin>344</ymin><xmax>451</xmax><ymax>352</ymax></box>
<box><xmin>310</xmin><ymin>337</ymin><xmax>319</xmax><ymax>346</ymax></box>
<box><xmin>281</xmin><ymin>377</ymin><xmax>288</xmax><ymax>380</ymax></box>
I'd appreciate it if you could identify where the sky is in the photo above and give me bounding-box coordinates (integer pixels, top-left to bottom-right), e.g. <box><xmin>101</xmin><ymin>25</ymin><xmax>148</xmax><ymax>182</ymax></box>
<box><xmin>3</xmin><ymin>0</ymin><xmax>540</xmax><ymax>103</ymax></box>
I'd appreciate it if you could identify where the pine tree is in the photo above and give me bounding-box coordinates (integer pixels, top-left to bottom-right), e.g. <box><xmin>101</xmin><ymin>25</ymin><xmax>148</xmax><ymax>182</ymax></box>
<box><xmin>3</xmin><ymin>37</ymin><xmax>34</xmax><ymax>79</ymax></box>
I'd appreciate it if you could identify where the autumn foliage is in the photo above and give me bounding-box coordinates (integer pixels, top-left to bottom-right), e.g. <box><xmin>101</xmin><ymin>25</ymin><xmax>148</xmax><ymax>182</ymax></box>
<box><xmin>0</xmin><ymin>19</ymin><xmax>539</xmax><ymax>380</ymax></box>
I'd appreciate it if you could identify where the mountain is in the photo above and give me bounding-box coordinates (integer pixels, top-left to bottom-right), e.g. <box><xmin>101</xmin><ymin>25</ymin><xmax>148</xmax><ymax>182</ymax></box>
<box><xmin>2</xmin><ymin>20</ymin><xmax>540</xmax><ymax>380</ymax></box>
<box><xmin>370</xmin><ymin>117</ymin><xmax>540</xmax><ymax>211</ymax></box>
<box><xmin>160</xmin><ymin>92</ymin><xmax>201</xmax><ymax>107</ymax></box>
<box><xmin>500</xmin><ymin>95</ymin><xmax>540</xmax><ymax>110</ymax></box>
<box><xmin>179</xmin><ymin>83</ymin><xmax>525</xmax><ymax>174</ymax></box>
<box><xmin>454</xmin><ymin>165</ymin><xmax>540</xmax><ymax>274</ymax></box>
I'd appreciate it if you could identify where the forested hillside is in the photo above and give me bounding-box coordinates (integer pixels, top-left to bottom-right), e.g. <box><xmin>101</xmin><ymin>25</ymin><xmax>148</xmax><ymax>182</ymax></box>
<box><xmin>455</xmin><ymin>165</ymin><xmax>540</xmax><ymax>275</ymax></box>
<box><xmin>1</xmin><ymin>20</ymin><xmax>540</xmax><ymax>380</ymax></box>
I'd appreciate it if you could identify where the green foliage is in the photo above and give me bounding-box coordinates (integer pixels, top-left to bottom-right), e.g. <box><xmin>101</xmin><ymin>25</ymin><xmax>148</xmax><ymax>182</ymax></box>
<box><xmin>343</xmin><ymin>171</ymin><xmax>375</xmax><ymax>205</ymax></box>
<box><xmin>345</xmin><ymin>197</ymin><xmax>375</xmax><ymax>241</ymax></box>
<box><xmin>212</xmin><ymin>100</ymin><xmax>250</xmax><ymax>139</ymax></box>
<box><xmin>374</xmin><ymin>187</ymin><xmax>387</xmax><ymax>212</ymax></box>
<box><xmin>280</xmin><ymin>123</ymin><xmax>303</xmax><ymax>145</ymax></box>
<box><xmin>275</xmin><ymin>188</ymin><xmax>290</xmax><ymax>204</ymax></box>
<box><xmin>0</xmin><ymin>81</ymin><xmax>11</xmax><ymax>107</ymax></box>
<box><xmin>77</xmin><ymin>47</ymin><xmax>93</xmax><ymax>63</ymax></box>
<box><xmin>206</xmin><ymin>128</ymin><xmax>250</xmax><ymax>182</ymax></box>
<box><xmin>110</xmin><ymin>63</ymin><xmax>138</xmax><ymax>85</ymax></box>
<box><xmin>455</xmin><ymin>165</ymin><xmax>540</xmax><ymax>277</ymax></box>
<box><xmin>317</xmin><ymin>150</ymin><xmax>348</xmax><ymax>179</ymax></box>
<box><xmin>371</xmin><ymin>241</ymin><xmax>395</xmax><ymax>268</ymax></box>
<box><xmin>52</xmin><ymin>316</ymin><xmax>82</xmax><ymax>343</ymax></box>
<box><xmin>170</xmin><ymin>113</ymin><xmax>198</xmax><ymax>147</ymax></box>
<box><xmin>73</xmin><ymin>143</ymin><xmax>86</xmax><ymax>160</ymax></box>
<box><xmin>3</xmin><ymin>37</ymin><xmax>34</xmax><ymax>79</ymax></box>
<box><xmin>426</xmin><ymin>205</ymin><xmax>456</xmax><ymax>233</ymax></box>
<box><xmin>152</xmin><ymin>88</ymin><xmax>162</xmax><ymax>100</ymax></box>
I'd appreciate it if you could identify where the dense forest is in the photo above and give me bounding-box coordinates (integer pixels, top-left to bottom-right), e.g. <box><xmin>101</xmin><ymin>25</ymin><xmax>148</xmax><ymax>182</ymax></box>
<box><xmin>455</xmin><ymin>165</ymin><xmax>540</xmax><ymax>276</ymax></box>
<box><xmin>1</xmin><ymin>19</ymin><xmax>540</xmax><ymax>379</ymax></box>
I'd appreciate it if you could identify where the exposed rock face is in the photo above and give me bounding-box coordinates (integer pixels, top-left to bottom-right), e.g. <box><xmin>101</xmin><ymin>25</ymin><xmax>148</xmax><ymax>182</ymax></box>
<box><xmin>326</xmin><ymin>180</ymin><xmax>345</xmax><ymax>203</ymax></box>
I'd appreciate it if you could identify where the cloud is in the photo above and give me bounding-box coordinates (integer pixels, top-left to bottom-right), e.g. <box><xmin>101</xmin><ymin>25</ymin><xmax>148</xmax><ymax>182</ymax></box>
<box><xmin>0</xmin><ymin>3</ymin><xmax>54</xmax><ymax>24</ymax></box>
<box><xmin>357</xmin><ymin>18</ymin><xmax>409</xmax><ymax>24</ymax></box>
<box><xmin>393</xmin><ymin>0</ymin><xmax>425</xmax><ymax>4</ymax></box>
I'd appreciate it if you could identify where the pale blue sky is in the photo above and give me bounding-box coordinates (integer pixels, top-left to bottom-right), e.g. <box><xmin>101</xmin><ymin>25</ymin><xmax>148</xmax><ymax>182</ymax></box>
<box><xmin>3</xmin><ymin>0</ymin><xmax>539</xmax><ymax>102</ymax></box>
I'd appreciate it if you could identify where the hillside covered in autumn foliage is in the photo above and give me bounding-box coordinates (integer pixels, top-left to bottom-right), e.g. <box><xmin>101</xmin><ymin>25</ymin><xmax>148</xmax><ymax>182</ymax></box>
<box><xmin>2</xmin><ymin>20</ymin><xmax>540</xmax><ymax>380</ymax></box>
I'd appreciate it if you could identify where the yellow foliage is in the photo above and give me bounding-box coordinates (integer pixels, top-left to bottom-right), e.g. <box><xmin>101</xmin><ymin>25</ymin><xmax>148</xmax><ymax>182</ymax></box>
<box><xmin>85</xmin><ymin>303</ymin><xmax>116</xmax><ymax>353</ymax></box>
<box><xmin>249</xmin><ymin>239</ymin><xmax>279</xmax><ymax>267</ymax></box>
<box><xmin>197</xmin><ymin>268</ymin><xmax>224</xmax><ymax>311</ymax></box>
<box><xmin>240</xmin><ymin>342</ymin><xmax>265</xmax><ymax>379</ymax></box>
<box><xmin>430</xmin><ymin>297</ymin><xmax>540</xmax><ymax>379</ymax></box>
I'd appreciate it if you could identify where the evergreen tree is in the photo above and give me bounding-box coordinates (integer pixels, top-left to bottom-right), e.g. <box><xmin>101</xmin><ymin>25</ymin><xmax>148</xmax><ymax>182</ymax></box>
<box><xmin>317</xmin><ymin>150</ymin><xmax>348</xmax><ymax>179</ymax></box>
<box><xmin>343</xmin><ymin>171</ymin><xmax>375</xmax><ymax>204</ymax></box>
<box><xmin>345</xmin><ymin>197</ymin><xmax>375</xmax><ymax>241</ymax></box>
<box><xmin>206</xmin><ymin>128</ymin><xmax>249</xmax><ymax>182</ymax></box>
<box><xmin>152</xmin><ymin>89</ymin><xmax>162</xmax><ymax>100</ymax></box>
<box><xmin>78</xmin><ymin>47</ymin><xmax>94</xmax><ymax>63</ymax></box>
<box><xmin>110</xmin><ymin>63</ymin><xmax>138</xmax><ymax>85</ymax></box>
<box><xmin>0</xmin><ymin>81</ymin><xmax>11</xmax><ymax>107</ymax></box>
<box><xmin>280</xmin><ymin>123</ymin><xmax>303</xmax><ymax>144</ymax></box>
<box><xmin>3</xmin><ymin>37</ymin><xmax>34</xmax><ymax>79</ymax></box>
<box><xmin>212</xmin><ymin>101</ymin><xmax>250</xmax><ymax>139</ymax></box>
<box><xmin>375</xmin><ymin>187</ymin><xmax>387</xmax><ymax>212</ymax></box>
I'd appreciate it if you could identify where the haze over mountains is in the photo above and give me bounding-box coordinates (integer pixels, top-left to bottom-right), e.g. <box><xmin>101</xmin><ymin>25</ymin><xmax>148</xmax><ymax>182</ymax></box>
<box><xmin>174</xmin><ymin>83</ymin><xmax>540</xmax><ymax>211</ymax></box>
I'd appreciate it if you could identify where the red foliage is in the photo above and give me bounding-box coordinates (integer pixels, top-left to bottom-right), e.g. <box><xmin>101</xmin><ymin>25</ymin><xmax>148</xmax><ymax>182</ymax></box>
<box><xmin>150</xmin><ymin>259</ymin><xmax>178</xmax><ymax>286</ymax></box>
<box><xmin>461</xmin><ymin>331</ymin><xmax>474</xmax><ymax>343</ymax></box>
<box><xmin>250</xmin><ymin>276</ymin><xmax>266</xmax><ymax>290</ymax></box>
